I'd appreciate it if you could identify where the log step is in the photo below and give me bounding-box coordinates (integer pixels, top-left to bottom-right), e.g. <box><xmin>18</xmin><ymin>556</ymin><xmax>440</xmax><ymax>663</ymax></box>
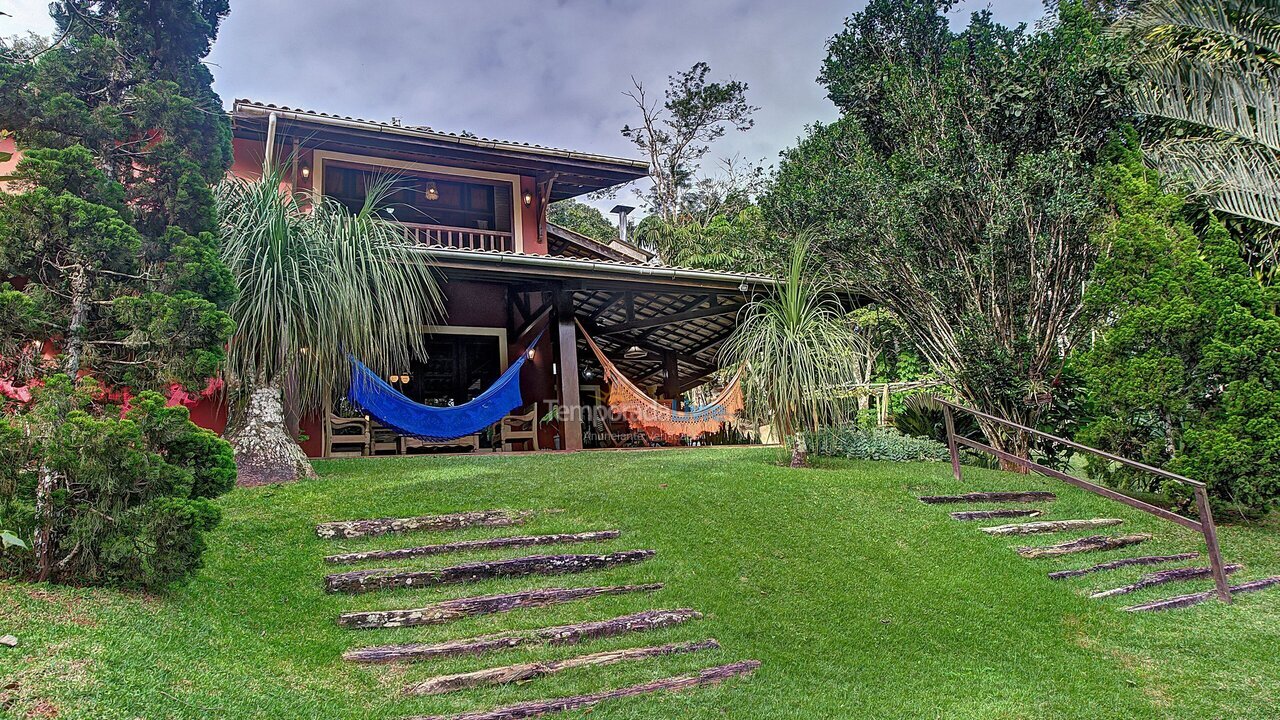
<box><xmin>920</xmin><ymin>491</ymin><xmax>1056</xmax><ymax>505</ymax></box>
<box><xmin>344</xmin><ymin>608</ymin><xmax>702</xmax><ymax>663</ymax></box>
<box><xmin>316</xmin><ymin>510</ymin><xmax>528</xmax><ymax>540</ymax></box>
<box><xmin>325</xmin><ymin>551</ymin><xmax>655</xmax><ymax>594</ymax></box>
<box><xmin>950</xmin><ymin>509</ymin><xmax>1043</xmax><ymax>521</ymax></box>
<box><xmin>337</xmin><ymin>584</ymin><xmax>663</xmax><ymax>629</ymax></box>
<box><xmin>1125</xmin><ymin>576</ymin><xmax>1280</xmax><ymax>612</ymax></box>
<box><xmin>404</xmin><ymin>660</ymin><xmax>760</xmax><ymax>720</ymax></box>
<box><xmin>1048</xmin><ymin>553</ymin><xmax>1200</xmax><ymax>580</ymax></box>
<box><xmin>404</xmin><ymin>638</ymin><xmax>720</xmax><ymax>696</ymax></box>
<box><xmin>324</xmin><ymin>530</ymin><xmax>621</xmax><ymax>564</ymax></box>
<box><xmin>1091</xmin><ymin>564</ymin><xmax>1242</xmax><ymax>599</ymax></box>
<box><xmin>980</xmin><ymin>518</ymin><xmax>1123</xmax><ymax>536</ymax></box>
<box><xmin>1017</xmin><ymin>533</ymin><xmax>1152</xmax><ymax>559</ymax></box>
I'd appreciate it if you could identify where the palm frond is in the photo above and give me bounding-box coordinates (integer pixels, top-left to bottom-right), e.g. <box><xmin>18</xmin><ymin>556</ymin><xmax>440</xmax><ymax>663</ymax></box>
<box><xmin>216</xmin><ymin>167</ymin><xmax>445</xmax><ymax>413</ymax></box>
<box><xmin>1131</xmin><ymin>58</ymin><xmax>1280</xmax><ymax>152</ymax></box>
<box><xmin>1147</xmin><ymin>137</ymin><xmax>1280</xmax><ymax>227</ymax></box>
<box><xmin>1113</xmin><ymin>0</ymin><xmax>1280</xmax><ymax>57</ymax></box>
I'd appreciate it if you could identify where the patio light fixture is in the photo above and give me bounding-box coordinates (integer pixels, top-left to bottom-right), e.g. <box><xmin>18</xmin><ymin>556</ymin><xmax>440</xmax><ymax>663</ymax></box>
<box><xmin>624</xmin><ymin>345</ymin><xmax>645</xmax><ymax>360</ymax></box>
<box><xmin>425</xmin><ymin>181</ymin><xmax>439</xmax><ymax>201</ymax></box>
<box><xmin>523</xmin><ymin>190</ymin><xmax>533</xmax><ymax>207</ymax></box>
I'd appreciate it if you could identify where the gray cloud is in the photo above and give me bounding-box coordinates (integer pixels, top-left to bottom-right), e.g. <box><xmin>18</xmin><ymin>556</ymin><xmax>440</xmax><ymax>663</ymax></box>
<box><xmin>4</xmin><ymin>0</ymin><xmax>1048</xmax><ymax>211</ymax></box>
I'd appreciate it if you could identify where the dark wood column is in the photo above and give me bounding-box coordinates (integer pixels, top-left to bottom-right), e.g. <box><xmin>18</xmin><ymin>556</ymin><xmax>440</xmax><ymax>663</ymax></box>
<box><xmin>662</xmin><ymin>351</ymin><xmax>681</xmax><ymax>404</ymax></box>
<box><xmin>556</xmin><ymin>290</ymin><xmax>584</xmax><ymax>451</ymax></box>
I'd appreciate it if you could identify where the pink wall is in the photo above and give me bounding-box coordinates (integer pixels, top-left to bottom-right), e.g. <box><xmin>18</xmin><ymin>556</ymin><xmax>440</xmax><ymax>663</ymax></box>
<box><xmin>0</xmin><ymin>136</ymin><xmax>21</xmax><ymax>179</ymax></box>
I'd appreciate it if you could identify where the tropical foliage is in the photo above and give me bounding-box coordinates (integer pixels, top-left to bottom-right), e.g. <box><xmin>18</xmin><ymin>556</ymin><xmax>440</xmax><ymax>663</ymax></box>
<box><xmin>764</xmin><ymin>1</ymin><xmax>1130</xmax><ymax>466</ymax></box>
<box><xmin>1117</xmin><ymin>0</ymin><xmax>1280</xmax><ymax>233</ymax></box>
<box><xmin>805</xmin><ymin>424</ymin><xmax>951</xmax><ymax>463</ymax></box>
<box><xmin>547</xmin><ymin>199</ymin><xmax>618</xmax><ymax>243</ymax></box>
<box><xmin>216</xmin><ymin>166</ymin><xmax>445</xmax><ymax>484</ymax></box>
<box><xmin>720</xmin><ymin>236</ymin><xmax>862</xmax><ymax>467</ymax></box>
<box><xmin>1076</xmin><ymin>136</ymin><xmax>1280</xmax><ymax>517</ymax></box>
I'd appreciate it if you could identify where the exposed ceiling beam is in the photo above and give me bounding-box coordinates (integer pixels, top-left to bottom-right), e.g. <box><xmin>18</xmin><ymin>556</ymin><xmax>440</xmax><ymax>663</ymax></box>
<box><xmin>598</xmin><ymin>301</ymin><xmax>742</xmax><ymax>336</ymax></box>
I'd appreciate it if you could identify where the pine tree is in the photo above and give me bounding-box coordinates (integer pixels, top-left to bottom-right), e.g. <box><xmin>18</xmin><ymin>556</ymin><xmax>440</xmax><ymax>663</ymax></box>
<box><xmin>0</xmin><ymin>1</ymin><xmax>237</xmax><ymax>584</ymax></box>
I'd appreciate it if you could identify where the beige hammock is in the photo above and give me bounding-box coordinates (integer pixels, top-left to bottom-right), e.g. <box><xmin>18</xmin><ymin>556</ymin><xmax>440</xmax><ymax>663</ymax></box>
<box><xmin>576</xmin><ymin>319</ymin><xmax>745</xmax><ymax>443</ymax></box>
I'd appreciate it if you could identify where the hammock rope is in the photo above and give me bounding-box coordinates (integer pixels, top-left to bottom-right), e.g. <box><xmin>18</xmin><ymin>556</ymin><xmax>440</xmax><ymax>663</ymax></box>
<box><xmin>576</xmin><ymin>318</ymin><xmax>744</xmax><ymax>443</ymax></box>
<box><xmin>347</xmin><ymin>329</ymin><xmax>545</xmax><ymax>442</ymax></box>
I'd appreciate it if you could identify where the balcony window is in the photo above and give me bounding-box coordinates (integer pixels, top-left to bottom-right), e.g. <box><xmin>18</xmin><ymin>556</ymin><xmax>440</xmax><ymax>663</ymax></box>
<box><xmin>322</xmin><ymin>161</ymin><xmax>514</xmax><ymax>233</ymax></box>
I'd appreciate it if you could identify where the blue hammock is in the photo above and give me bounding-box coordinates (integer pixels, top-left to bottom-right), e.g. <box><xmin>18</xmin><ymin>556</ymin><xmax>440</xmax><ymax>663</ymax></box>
<box><xmin>347</xmin><ymin>331</ymin><xmax>543</xmax><ymax>442</ymax></box>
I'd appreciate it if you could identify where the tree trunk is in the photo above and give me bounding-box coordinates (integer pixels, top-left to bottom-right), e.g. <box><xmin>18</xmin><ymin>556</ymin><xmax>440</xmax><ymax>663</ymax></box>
<box><xmin>35</xmin><ymin>264</ymin><xmax>91</xmax><ymax>582</ymax></box>
<box><xmin>973</xmin><ymin>415</ymin><xmax>1031</xmax><ymax>474</ymax></box>
<box><xmin>1047</xmin><ymin>553</ymin><xmax>1200</xmax><ymax>580</ymax></box>
<box><xmin>227</xmin><ymin>384</ymin><xmax>314</xmax><ymax>486</ymax></box>
<box><xmin>404</xmin><ymin>639</ymin><xmax>720</xmax><ymax>696</ymax></box>
<box><xmin>790</xmin><ymin>431</ymin><xmax>807</xmax><ymax>468</ymax></box>
<box><xmin>316</xmin><ymin>509</ymin><xmax>527</xmax><ymax>540</ymax></box>
<box><xmin>63</xmin><ymin>264</ymin><xmax>91</xmax><ymax>378</ymax></box>
<box><xmin>33</xmin><ymin>465</ymin><xmax>59</xmax><ymax>582</ymax></box>
<box><xmin>404</xmin><ymin>661</ymin><xmax>759</xmax><ymax>720</ymax></box>
<box><xmin>979</xmin><ymin>518</ymin><xmax>1123</xmax><ymax>536</ymax></box>
<box><xmin>324</xmin><ymin>530</ymin><xmax>620</xmax><ymax>564</ymax></box>
<box><xmin>325</xmin><ymin>550</ymin><xmax>656</xmax><ymax>594</ymax></box>
<box><xmin>1016</xmin><ymin>533</ymin><xmax>1151</xmax><ymax>559</ymax></box>
<box><xmin>1091</xmin><ymin>564</ymin><xmax>1241</xmax><ymax>599</ymax></box>
<box><xmin>344</xmin><ymin>608</ymin><xmax>702</xmax><ymax>663</ymax></box>
<box><xmin>337</xmin><ymin>584</ymin><xmax>663</xmax><ymax>630</ymax></box>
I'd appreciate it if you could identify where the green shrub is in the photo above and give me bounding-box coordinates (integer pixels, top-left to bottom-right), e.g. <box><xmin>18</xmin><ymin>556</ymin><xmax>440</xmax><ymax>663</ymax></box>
<box><xmin>806</xmin><ymin>424</ymin><xmax>951</xmax><ymax>463</ymax></box>
<box><xmin>1076</xmin><ymin>139</ymin><xmax>1280</xmax><ymax>516</ymax></box>
<box><xmin>0</xmin><ymin>376</ymin><xmax>235</xmax><ymax>588</ymax></box>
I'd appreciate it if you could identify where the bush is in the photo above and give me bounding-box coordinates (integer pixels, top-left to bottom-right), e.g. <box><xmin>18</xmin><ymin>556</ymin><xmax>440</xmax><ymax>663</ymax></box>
<box><xmin>806</xmin><ymin>424</ymin><xmax>951</xmax><ymax>463</ymax></box>
<box><xmin>0</xmin><ymin>376</ymin><xmax>236</xmax><ymax>588</ymax></box>
<box><xmin>1076</xmin><ymin>140</ymin><xmax>1280</xmax><ymax>517</ymax></box>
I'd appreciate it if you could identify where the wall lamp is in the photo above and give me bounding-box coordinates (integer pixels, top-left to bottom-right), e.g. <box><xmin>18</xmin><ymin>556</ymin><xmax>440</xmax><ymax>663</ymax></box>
<box><xmin>523</xmin><ymin>190</ymin><xmax>534</xmax><ymax>207</ymax></box>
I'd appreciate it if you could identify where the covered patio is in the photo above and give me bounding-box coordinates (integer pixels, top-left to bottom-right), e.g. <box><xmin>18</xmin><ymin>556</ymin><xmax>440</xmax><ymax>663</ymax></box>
<box><xmin>319</xmin><ymin>246</ymin><xmax>779</xmax><ymax>457</ymax></box>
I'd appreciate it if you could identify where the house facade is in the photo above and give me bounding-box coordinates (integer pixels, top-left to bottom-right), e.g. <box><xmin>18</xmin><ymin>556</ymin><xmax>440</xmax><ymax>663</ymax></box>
<box><xmin>3</xmin><ymin>101</ymin><xmax>775</xmax><ymax>456</ymax></box>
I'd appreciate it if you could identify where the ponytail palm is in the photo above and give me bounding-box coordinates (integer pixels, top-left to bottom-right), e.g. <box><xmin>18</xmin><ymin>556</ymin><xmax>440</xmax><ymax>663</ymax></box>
<box><xmin>720</xmin><ymin>234</ymin><xmax>860</xmax><ymax>467</ymax></box>
<box><xmin>216</xmin><ymin>167</ymin><xmax>444</xmax><ymax>484</ymax></box>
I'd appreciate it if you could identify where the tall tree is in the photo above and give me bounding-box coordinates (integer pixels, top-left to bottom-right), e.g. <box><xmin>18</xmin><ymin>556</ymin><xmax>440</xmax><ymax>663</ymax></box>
<box><xmin>548</xmin><ymin>199</ymin><xmax>618</xmax><ymax>243</ymax></box>
<box><xmin>764</xmin><ymin>1</ymin><xmax>1132</xmax><ymax>465</ymax></box>
<box><xmin>216</xmin><ymin>168</ymin><xmax>445</xmax><ymax>485</ymax></box>
<box><xmin>623</xmin><ymin>62</ymin><xmax>757</xmax><ymax>222</ymax></box>
<box><xmin>0</xmin><ymin>0</ymin><xmax>236</xmax><ymax>584</ymax></box>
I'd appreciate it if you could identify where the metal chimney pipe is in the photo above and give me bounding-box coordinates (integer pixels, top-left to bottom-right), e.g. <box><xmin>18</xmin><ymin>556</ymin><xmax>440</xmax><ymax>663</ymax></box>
<box><xmin>610</xmin><ymin>204</ymin><xmax>635</xmax><ymax>244</ymax></box>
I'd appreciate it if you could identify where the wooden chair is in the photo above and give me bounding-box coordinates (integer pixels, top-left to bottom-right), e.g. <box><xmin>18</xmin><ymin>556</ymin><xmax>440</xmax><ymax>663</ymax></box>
<box><xmin>368</xmin><ymin>420</ymin><xmax>401</xmax><ymax>455</ymax></box>
<box><xmin>500</xmin><ymin>406</ymin><xmax>539</xmax><ymax>452</ymax></box>
<box><xmin>326</xmin><ymin>415</ymin><xmax>370</xmax><ymax>457</ymax></box>
<box><xmin>401</xmin><ymin>434</ymin><xmax>480</xmax><ymax>454</ymax></box>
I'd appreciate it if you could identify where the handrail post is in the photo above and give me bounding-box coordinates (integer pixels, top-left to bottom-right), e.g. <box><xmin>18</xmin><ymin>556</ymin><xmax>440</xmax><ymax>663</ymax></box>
<box><xmin>942</xmin><ymin>405</ymin><xmax>962</xmax><ymax>482</ymax></box>
<box><xmin>1193</xmin><ymin>486</ymin><xmax>1232</xmax><ymax>604</ymax></box>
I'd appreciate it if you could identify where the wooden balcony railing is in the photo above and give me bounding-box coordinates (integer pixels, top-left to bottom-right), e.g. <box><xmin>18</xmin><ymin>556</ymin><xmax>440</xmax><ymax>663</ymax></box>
<box><xmin>400</xmin><ymin>222</ymin><xmax>515</xmax><ymax>253</ymax></box>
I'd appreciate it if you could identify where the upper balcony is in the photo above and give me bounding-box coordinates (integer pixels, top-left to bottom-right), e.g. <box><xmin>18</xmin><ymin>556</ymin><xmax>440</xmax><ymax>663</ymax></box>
<box><xmin>398</xmin><ymin>221</ymin><xmax>515</xmax><ymax>253</ymax></box>
<box><xmin>319</xmin><ymin>155</ymin><xmax>522</xmax><ymax>254</ymax></box>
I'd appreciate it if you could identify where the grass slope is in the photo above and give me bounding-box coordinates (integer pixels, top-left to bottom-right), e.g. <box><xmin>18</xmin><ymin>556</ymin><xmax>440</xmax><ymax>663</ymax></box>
<box><xmin>3</xmin><ymin>448</ymin><xmax>1279</xmax><ymax>719</ymax></box>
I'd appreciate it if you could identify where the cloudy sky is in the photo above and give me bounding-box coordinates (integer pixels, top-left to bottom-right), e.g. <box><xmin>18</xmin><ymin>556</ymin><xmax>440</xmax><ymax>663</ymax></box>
<box><xmin>2</xmin><ymin>0</ymin><xmax>1046</xmax><ymax>211</ymax></box>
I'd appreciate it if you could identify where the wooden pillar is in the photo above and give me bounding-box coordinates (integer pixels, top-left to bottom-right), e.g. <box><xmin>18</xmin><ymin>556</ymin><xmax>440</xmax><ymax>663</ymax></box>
<box><xmin>662</xmin><ymin>351</ymin><xmax>680</xmax><ymax>407</ymax></box>
<box><xmin>556</xmin><ymin>290</ymin><xmax>583</xmax><ymax>451</ymax></box>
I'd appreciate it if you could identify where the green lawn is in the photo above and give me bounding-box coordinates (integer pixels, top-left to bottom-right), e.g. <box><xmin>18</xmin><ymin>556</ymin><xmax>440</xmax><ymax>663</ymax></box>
<box><xmin>3</xmin><ymin>448</ymin><xmax>1279</xmax><ymax>719</ymax></box>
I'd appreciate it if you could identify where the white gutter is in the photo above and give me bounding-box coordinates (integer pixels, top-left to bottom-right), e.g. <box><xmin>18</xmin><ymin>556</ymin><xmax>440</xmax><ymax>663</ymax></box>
<box><xmin>263</xmin><ymin>111</ymin><xmax>278</xmax><ymax>173</ymax></box>
<box><xmin>235</xmin><ymin>102</ymin><xmax>650</xmax><ymax>171</ymax></box>
<box><xmin>413</xmin><ymin>246</ymin><xmax>778</xmax><ymax>289</ymax></box>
